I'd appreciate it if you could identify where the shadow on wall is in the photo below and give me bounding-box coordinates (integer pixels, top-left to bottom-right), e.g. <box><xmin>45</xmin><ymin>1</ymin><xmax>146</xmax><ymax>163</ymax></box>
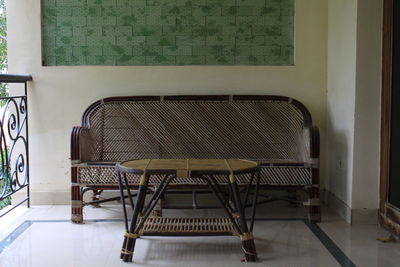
<box><xmin>325</xmin><ymin>128</ymin><xmax>351</xmax><ymax>208</ymax></box>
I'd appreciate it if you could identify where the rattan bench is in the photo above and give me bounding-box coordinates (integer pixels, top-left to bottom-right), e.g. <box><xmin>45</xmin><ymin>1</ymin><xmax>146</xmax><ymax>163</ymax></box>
<box><xmin>71</xmin><ymin>95</ymin><xmax>320</xmax><ymax>224</ymax></box>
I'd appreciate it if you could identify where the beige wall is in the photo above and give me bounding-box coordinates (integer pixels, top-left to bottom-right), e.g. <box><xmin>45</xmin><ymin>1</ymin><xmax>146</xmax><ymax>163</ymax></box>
<box><xmin>352</xmin><ymin>0</ymin><xmax>382</xmax><ymax>211</ymax></box>
<box><xmin>326</xmin><ymin>0</ymin><xmax>358</xmax><ymax>219</ymax></box>
<box><xmin>7</xmin><ymin>0</ymin><xmax>328</xmax><ymax>204</ymax></box>
<box><xmin>326</xmin><ymin>0</ymin><xmax>382</xmax><ymax>223</ymax></box>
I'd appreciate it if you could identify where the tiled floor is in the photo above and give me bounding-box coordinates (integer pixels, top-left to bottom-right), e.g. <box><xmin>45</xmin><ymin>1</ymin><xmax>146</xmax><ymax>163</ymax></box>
<box><xmin>0</xmin><ymin>204</ymin><xmax>399</xmax><ymax>267</ymax></box>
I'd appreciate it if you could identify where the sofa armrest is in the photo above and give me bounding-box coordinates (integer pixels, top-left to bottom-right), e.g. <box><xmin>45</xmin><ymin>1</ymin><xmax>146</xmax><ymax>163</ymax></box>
<box><xmin>301</xmin><ymin>125</ymin><xmax>320</xmax><ymax>167</ymax></box>
<box><xmin>71</xmin><ymin>126</ymin><xmax>95</xmax><ymax>164</ymax></box>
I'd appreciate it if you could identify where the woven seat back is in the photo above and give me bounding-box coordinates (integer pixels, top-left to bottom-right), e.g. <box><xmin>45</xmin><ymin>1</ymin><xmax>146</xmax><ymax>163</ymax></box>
<box><xmin>83</xmin><ymin>96</ymin><xmax>311</xmax><ymax>162</ymax></box>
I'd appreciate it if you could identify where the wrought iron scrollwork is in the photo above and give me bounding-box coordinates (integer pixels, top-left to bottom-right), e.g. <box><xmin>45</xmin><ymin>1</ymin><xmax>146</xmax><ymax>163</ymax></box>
<box><xmin>0</xmin><ymin>96</ymin><xmax>28</xmax><ymax>199</ymax></box>
<box><xmin>0</xmin><ymin>74</ymin><xmax>32</xmax><ymax>215</ymax></box>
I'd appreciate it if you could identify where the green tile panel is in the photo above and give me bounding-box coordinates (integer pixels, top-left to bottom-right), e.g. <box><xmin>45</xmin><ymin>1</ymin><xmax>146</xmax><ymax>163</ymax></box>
<box><xmin>42</xmin><ymin>0</ymin><xmax>294</xmax><ymax>65</ymax></box>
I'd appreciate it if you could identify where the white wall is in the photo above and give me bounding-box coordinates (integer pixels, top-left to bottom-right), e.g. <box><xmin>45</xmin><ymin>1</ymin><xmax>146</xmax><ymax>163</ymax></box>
<box><xmin>326</xmin><ymin>0</ymin><xmax>382</xmax><ymax>223</ymax></box>
<box><xmin>7</xmin><ymin>0</ymin><xmax>328</xmax><ymax>204</ymax></box>
<box><xmin>352</xmin><ymin>0</ymin><xmax>382</xmax><ymax>214</ymax></box>
<box><xmin>326</xmin><ymin>0</ymin><xmax>358</xmax><ymax>220</ymax></box>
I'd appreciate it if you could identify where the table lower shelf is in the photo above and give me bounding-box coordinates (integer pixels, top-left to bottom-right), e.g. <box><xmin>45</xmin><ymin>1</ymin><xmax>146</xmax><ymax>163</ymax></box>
<box><xmin>138</xmin><ymin>217</ymin><xmax>239</xmax><ymax>236</ymax></box>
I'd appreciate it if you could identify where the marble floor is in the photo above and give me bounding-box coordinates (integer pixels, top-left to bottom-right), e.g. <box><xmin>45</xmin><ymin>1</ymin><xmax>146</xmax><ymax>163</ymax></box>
<box><xmin>0</xmin><ymin>204</ymin><xmax>399</xmax><ymax>267</ymax></box>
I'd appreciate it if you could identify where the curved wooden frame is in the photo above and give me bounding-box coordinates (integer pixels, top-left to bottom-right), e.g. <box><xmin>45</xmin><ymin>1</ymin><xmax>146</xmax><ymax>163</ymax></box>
<box><xmin>80</xmin><ymin>95</ymin><xmax>313</xmax><ymax>128</ymax></box>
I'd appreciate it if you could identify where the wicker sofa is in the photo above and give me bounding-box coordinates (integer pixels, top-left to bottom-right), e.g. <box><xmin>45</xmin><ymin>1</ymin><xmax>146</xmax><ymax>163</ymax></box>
<box><xmin>70</xmin><ymin>95</ymin><xmax>320</xmax><ymax>224</ymax></box>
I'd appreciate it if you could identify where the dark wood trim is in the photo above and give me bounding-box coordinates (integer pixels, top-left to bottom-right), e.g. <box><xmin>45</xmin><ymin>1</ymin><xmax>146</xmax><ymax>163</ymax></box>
<box><xmin>0</xmin><ymin>74</ymin><xmax>32</xmax><ymax>83</ymax></box>
<box><xmin>380</xmin><ymin>0</ymin><xmax>400</xmax><ymax>232</ymax></box>
<box><xmin>164</xmin><ymin>95</ymin><xmax>229</xmax><ymax>101</ymax></box>
<box><xmin>380</xmin><ymin>0</ymin><xmax>393</xmax><ymax>213</ymax></box>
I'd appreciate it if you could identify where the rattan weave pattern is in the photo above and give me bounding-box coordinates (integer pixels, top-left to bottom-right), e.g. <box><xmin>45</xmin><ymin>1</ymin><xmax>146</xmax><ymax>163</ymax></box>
<box><xmin>84</xmin><ymin>100</ymin><xmax>307</xmax><ymax>162</ymax></box>
<box><xmin>138</xmin><ymin>217</ymin><xmax>238</xmax><ymax>235</ymax></box>
<box><xmin>77</xmin><ymin>165</ymin><xmax>312</xmax><ymax>186</ymax></box>
<box><xmin>71</xmin><ymin>95</ymin><xmax>321</xmax><ymax>224</ymax></box>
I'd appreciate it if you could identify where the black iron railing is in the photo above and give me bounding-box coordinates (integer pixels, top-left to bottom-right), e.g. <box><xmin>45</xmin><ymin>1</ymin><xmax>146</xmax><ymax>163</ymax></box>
<box><xmin>0</xmin><ymin>74</ymin><xmax>32</xmax><ymax>217</ymax></box>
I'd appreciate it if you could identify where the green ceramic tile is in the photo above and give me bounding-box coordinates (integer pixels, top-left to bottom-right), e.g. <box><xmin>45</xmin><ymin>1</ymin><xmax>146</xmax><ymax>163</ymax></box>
<box><xmin>206</xmin><ymin>16</ymin><xmax>235</xmax><ymax>26</ymax></box>
<box><xmin>193</xmin><ymin>45</ymin><xmax>231</xmax><ymax>56</ymax></box>
<box><xmin>86</xmin><ymin>36</ymin><xmax>116</xmax><ymax>46</ymax></box>
<box><xmin>87</xmin><ymin>55</ymin><xmax>116</xmax><ymax>64</ymax></box>
<box><xmin>43</xmin><ymin>56</ymin><xmax>57</xmax><ymax>65</ymax></box>
<box><xmin>176</xmin><ymin>35</ymin><xmax>205</xmax><ymax>46</ymax></box>
<box><xmin>192</xmin><ymin>26</ymin><xmax>222</xmax><ymax>37</ymax></box>
<box><xmin>206</xmin><ymin>0</ymin><xmax>235</xmax><ymax>7</ymax></box>
<box><xmin>192</xmin><ymin>6</ymin><xmax>221</xmax><ymax>16</ymax></box>
<box><xmin>206</xmin><ymin>35</ymin><xmax>235</xmax><ymax>45</ymax></box>
<box><xmin>252</xmin><ymin>45</ymin><xmax>281</xmax><ymax>56</ymax></box>
<box><xmin>176</xmin><ymin>55</ymin><xmax>205</xmax><ymax>64</ymax></box>
<box><xmin>162</xmin><ymin>6</ymin><xmax>192</xmax><ymax>16</ymax></box>
<box><xmin>56</xmin><ymin>0</ymin><xmax>86</xmax><ymax>7</ymax></box>
<box><xmin>43</xmin><ymin>0</ymin><xmax>56</xmax><ymax>6</ymax></box>
<box><xmin>235</xmin><ymin>55</ymin><xmax>264</xmax><ymax>64</ymax></box>
<box><xmin>146</xmin><ymin>55</ymin><xmax>175</xmax><ymax>64</ymax></box>
<box><xmin>205</xmin><ymin>55</ymin><xmax>234</xmax><ymax>64</ymax></box>
<box><xmin>163</xmin><ymin>25</ymin><xmax>192</xmax><ymax>35</ymax></box>
<box><xmin>103</xmin><ymin>45</ymin><xmax>133</xmax><ymax>55</ymax></box>
<box><xmin>87</xmin><ymin>16</ymin><xmax>117</xmax><ymax>26</ymax></box>
<box><xmin>117</xmin><ymin>35</ymin><xmax>146</xmax><ymax>45</ymax></box>
<box><xmin>72</xmin><ymin>7</ymin><xmax>101</xmax><ymax>16</ymax></box>
<box><xmin>42</xmin><ymin>0</ymin><xmax>294</xmax><ymax>65</ymax></box>
<box><xmin>117</xmin><ymin>15</ymin><xmax>146</xmax><ymax>26</ymax></box>
<box><xmin>45</xmin><ymin>6</ymin><xmax>72</xmax><ymax>16</ymax></box>
<box><xmin>147</xmin><ymin>0</ymin><xmax>176</xmax><ymax>6</ymax></box>
<box><xmin>57</xmin><ymin>16</ymin><xmax>86</xmax><ymax>27</ymax></box>
<box><xmin>73</xmin><ymin>46</ymin><xmax>103</xmax><ymax>56</ymax></box>
<box><xmin>236</xmin><ymin>35</ymin><xmax>265</xmax><ymax>45</ymax></box>
<box><xmin>87</xmin><ymin>0</ymin><xmax>117</xmax><ymax>6</ymax></box>
<box><xmin>176</xmin><ymin>15</ymin><xmax>205</xmax><ymax>26</ymax></box>
<box><xmin>132</xmin><ymin>45</ymin><xmax>163</xmax><ymax>56</ymax></box>
<box><xmin>103</xmin><ymin>26</ymin><xmax>133</xmax><ymax>36</ymax></box>
<box><xmin>146</xmin><ymin>36</ymin><xmax>175</xmax><ymax>46</ymax></box>
<box><xmin>163</xmin><ymin>46</ymin><xmax>192</xmax><ymax>56</ymax></box>
<box><xmin>132</xmin><ymin>25</ymin><xmax>162</xmax><ymax>36</ymax></box>
<box><xmin>146</xmin><ymin>15</ymin><xmax>176</xmax><ymax>26</ymax></box>
<box><xmin>102</xmin><ymin>6</ymin><xmax>132</xmax><ymax>16</ymax></box>
<box><xmin>116</xmin><ymin>55</ymin><xmax>146</xmax><ymax>65</ymax></box>
<box><xmin>73</xmin><ymin>26</ymin><xmax>102</xmax><ymax>37</ymax></box>
<box><xmin>237</xmin><ymin>0</ymin><xmax>265</xmax><ymax>7</ymax></box>
<box><xmin>117</xmin><ymin>0</ymin><xmax>146</xmax><ymax>6</ymax></box>
<box><xmin>252</xmin><ymin>25</ymin><xmax>282</xmax><ymax>36</ymax></box>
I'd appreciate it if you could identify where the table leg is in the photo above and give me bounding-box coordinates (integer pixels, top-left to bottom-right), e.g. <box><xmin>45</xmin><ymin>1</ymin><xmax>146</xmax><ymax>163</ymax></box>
<box><xmin>249</xmin><ymin>170</ymin><xmax>261</xmax><ymax>232</ymax></box>
<box><xmin>117</xmin><ymin>172</ymin><xmax>129</xmax><ymax>259</ymax></box>
<box><xmin>229</xmin><ymin>174</ymin><xmax>258</xmax><ymax>262</ymax></box>
<box><xmin>120</xmin><ymin>173</ymin><xmax>149</xmax><ymax>262</ymax></box>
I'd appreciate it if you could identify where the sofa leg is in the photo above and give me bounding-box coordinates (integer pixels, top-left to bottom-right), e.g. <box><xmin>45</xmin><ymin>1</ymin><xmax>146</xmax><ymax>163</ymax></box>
<box><xmin>305</xmin><ymin>187</ymin><xmax>321</xmax><ymax>223</ymax></box>
<box><xmin>91</xmin><ymin>189</ymin><xmax>102</xmax><ymax>208</ymax></box>
<box><xmin>309</xmin><ymin>206</ymin><xmax>321</xmax><ymax>223</ymax></box>
<box><xmin>71</xmin><ymin>185</ymin><xmax>84</xmax><ymax>224</ymax></box>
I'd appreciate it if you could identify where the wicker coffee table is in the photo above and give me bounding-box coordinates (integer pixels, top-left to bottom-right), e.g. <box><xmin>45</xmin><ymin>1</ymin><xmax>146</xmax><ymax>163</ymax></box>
<box><xmin>116</xmin><ymin>159</ymin><xmax>260</xmax><ymax>263</ymax></box>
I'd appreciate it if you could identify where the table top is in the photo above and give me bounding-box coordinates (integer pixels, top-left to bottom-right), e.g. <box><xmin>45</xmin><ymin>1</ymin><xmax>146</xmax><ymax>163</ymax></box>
<box><xmin>116</xmin><ymin>159</ymin><xmax>258</xmax><ymax>177</ymax></box>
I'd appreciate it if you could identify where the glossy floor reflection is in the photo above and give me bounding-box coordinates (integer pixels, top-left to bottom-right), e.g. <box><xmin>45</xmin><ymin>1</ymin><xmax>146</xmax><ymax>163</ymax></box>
<box><xmin>0</xmin><ymin>205</ymin><xmax>398</xmax><ymax>267</ymax></box>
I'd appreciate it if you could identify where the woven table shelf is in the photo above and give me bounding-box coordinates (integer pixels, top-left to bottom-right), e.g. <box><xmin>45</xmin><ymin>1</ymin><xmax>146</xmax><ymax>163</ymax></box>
<box><xmin>138</xmin><ymin>217</ymin><xmax>239</xmax><ymax>236</ymax></box>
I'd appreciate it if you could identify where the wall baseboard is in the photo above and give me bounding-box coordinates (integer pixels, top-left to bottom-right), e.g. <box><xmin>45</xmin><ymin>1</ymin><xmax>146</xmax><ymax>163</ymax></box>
<box><xmin>322</xmin><ymin>189</ymin><xmax>378</xmax><ymax>224</ymax></box>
